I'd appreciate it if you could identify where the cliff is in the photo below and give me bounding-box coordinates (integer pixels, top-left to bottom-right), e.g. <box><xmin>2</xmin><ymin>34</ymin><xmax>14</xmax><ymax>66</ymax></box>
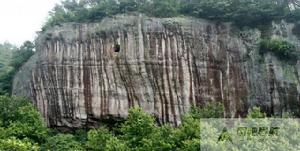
<box><xmin>13</xmin><ymin>14</ymin><xmax>300</xmax><ymax>127</ymax></box>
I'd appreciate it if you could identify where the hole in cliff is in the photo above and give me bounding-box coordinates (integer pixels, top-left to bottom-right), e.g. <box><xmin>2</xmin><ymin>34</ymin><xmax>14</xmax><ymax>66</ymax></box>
<box><xmin>114</xmin><ymin>44</ymin><xmax>120</xmax><ymax>52</ymax></box>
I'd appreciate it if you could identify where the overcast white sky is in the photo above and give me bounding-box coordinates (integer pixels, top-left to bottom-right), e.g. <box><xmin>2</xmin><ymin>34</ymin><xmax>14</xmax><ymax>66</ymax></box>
<box><xmin>0</xmin><ymin>0</ymin><xmax>62</xmax><ymax>46</ymax></box>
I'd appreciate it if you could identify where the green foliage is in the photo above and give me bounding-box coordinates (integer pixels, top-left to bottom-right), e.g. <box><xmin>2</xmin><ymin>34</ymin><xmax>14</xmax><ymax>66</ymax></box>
<box><xmin>152</xmin><ymin>0</ymin><xmax>178</xmax><ymax>17</ymax></box>
<box><xmin>0</xmin><ymin>95</ymin><xmax>228</xmax><ymax>150</ymax></box>
<box><xmin>174</xmin><ymin>117</ymin><xmax>200</xmax><ymax>150</ymax></box>
<box><xmin>0</xmin><ymin>43</ymin><xmax>16</xmax><ymax>95</ymax></box>
<box><xmin>6</xmin><ymin>105</ymin><xmax>48</xmax><ymax>143</ymax></box>
<box><xmin>120</xmin><ymin>108</ymin><xmax>157</xmax><ymax>148</ymax></box>
<box><xmin>0</xmin><ymin>96</ymin><xmax>48</xmax><ymax>143</ymax></box>
<box><xmin>141</xmin><ymin>125</ymin><xmax>175</xmax><ymax>151</ymax></box>
<box><xmin>0</xmin><ymin>70</ymin><xmax>16</xmax><ymax>95</ymax></box>
<box><xmin>3</xmin><ymin>94</ymin><xmax>300</xmax><ymax>150</ymax></box>
<box><xmin>43</xmin><ymin>0</ymin><xmax>300</xmax><ymax>30</ymax></box>
<box><xmin>0</xmin><ymin>41</ymin><xmax>35</xmax><ymax>95</ymax></box>
<box><xmin>0</xmin><ymin>96</ymin><xmax>30</xmax><ymax>127</ymax></box>
<box><xmin>10</xmin><ymin>41</ymin><xmax>35</xmax><ymax>70</ymax></box>
<box><xmin>190</xmin><ymin>102</ymin><xmax>224</xmax><ymax>118</ymax></box>
<box><xmin>44</xmin><ymin>134</ymin><xmax>84</xmax><ymax>151</ymax></box>
<box><xmin>86</xmin><ymin>128</ymin><xmax>127</xmax><ymax>151</ymax></box>
<box><xmin>247</xmin><ymin>107</ymin><xmax>266</xmax><ymax>118</ymax></box>
<box><xmin>84</xmin><ymin>106</ymin><xmax>209</xmax><ymax>151</ymax></box>
<box><xmin>260</xmin><ymin>38</ymin><xmax>298</xmax><ymax>63</ymax></box>
<box><xmin>0</xmin><ymin>137</ymin><xmax>40</xmax><ymax>151</ymax></box>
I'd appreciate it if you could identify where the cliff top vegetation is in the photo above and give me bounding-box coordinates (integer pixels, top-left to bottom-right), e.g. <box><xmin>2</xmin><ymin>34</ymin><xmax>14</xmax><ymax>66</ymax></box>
<box><xmin>43</xmin><ymin>0</ymin><xmax>300</xmax><ymax>30</ymax></box>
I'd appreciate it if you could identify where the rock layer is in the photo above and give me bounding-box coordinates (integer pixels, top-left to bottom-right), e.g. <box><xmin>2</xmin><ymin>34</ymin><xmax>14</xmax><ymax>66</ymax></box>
<box><xmin>13</xmin><ymin>14</ymin><xmax>300</xmax><ymax>127</ymax></box>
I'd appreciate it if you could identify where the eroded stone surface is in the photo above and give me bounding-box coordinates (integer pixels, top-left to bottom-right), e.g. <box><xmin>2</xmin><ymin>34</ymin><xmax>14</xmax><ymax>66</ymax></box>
<box><xmin>13</xmin><ymin>14</ymin><xmax>300</xmax><ymax>127</ymax></box>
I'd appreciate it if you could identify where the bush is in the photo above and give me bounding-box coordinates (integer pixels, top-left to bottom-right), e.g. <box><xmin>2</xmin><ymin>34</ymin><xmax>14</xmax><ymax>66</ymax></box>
<box><xmin>0</xmin><ymin>96</ymin><xmax>48</xmax><ymax>143</ymax></box>
<box><xmin>0</xmin><ymin>137</ymin><xmax>40</xmax><ymax>151</ymax></box>
<box><xmin>0</xmin><ymin>96</ymin><xmax>31</xmax><ymax>127</ymax></box>
<box><xmin>86</xmin><ymin>128</ymin><xmax>127</xmax><ymax>151</ymax></box>
<box><xmin>260</xmin><ymin>38</ymin><xmax>298</xmax><ymax>63</ymax></box>
<box><xmin>247</xmin><ymin>107</ymin><xmax>266</xmax><ymax>118</ymax></box>
<box><xmin>5</xmin><ymin>105</ymin><xmax>48</xmax><ymax>143</ymax></box>
<box><xmin>120</xmin><ymin>107</ymin><xmax>157</xmax><ymax>148</ymax></box>
<box><xmin>44</xmin><ymin>134</ymin><xmax>84</xmax><ymax>151</ymax></box>
<box><xmin>190</xmin><ymin>102</ymin><xmax>224</xmax><ymax>118</ymax></box>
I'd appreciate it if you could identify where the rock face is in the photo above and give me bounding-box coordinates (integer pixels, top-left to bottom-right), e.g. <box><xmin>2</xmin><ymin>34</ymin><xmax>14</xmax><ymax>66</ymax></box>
<box><xmin>13</xmin><ymin>14</ymin><xmax>300</xmax><ymax>127</ymax></box>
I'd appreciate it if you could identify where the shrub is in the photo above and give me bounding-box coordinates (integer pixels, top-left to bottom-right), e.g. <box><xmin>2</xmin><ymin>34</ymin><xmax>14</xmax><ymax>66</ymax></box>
<box><xmin>120</xmin><ymin>107</ymin><xmax>157</xmax><ymax>148</ymax></box>
<box><xmin>0</xmin><ymin>96</ymin><xmax>48</xmax><ymax>143</ymax></box>
<box><xmin>6</xmin><ymin>105</ymin><xmax>48</xmax><ymax>143</ymax></box>
<box><xmin>247</xmin><ymin>107</ymin><xmax>266</xmax><ymax>118</ymax></box>
<box><xmin>86</xmin><ymin>128</ymin><xmax>127</xmax><ymax>151</ymax></box>
<box><xmin>0</xmin><ymin>137</ymin><xmax>40</xmax><ymax>151</ymax></box>
<box><xmin>260</xmin><ymin>38</ymin><xmax>298</xmax><ymax>63</ymax></box>
<box><xmin>190</xmin><ymin>102</ymin><xmax>224</xmax><ymax>118</ymax></box>
<box><xmin>44</xmin><ymin>134</ymin><xmax>84</xmax><ymax>151</ymax></box>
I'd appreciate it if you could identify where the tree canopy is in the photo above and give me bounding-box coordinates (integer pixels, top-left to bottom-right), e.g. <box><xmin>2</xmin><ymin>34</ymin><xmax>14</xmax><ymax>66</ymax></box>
<box><xmin>1</xmin><ymin>95</ymin><xmax>300</xmax><ymax>150</ymax></box>
<box><xmin>43</xmin><ymin>0</ymin><xmax>300</xmax><ymax>30</ymax></box>
<box><xmin>0</xmin><ymin>41</ymin><xmax>35</xmax><ymax>95</ymax></box>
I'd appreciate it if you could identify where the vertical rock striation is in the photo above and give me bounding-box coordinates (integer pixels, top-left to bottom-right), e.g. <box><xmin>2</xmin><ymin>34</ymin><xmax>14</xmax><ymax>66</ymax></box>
<box><xmin>13</xmin><ymin>14</ymin><xmax>300</xmax><ymax>127</ymax></box>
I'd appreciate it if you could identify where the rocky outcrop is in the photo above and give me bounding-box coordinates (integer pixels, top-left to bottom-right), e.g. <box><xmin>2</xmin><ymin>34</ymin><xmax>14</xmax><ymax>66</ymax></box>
<box><xmin>13</xmin><ymin>14</ymin><xmax>300</xmax><ymax>127</ymax></box>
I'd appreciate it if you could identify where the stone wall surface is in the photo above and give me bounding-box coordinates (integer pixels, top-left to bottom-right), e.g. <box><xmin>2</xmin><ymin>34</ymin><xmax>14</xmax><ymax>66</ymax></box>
<box><xmin>13</xmin><ymin>14</ymin><xmax>300</xmax><ymax>127</ymax></box>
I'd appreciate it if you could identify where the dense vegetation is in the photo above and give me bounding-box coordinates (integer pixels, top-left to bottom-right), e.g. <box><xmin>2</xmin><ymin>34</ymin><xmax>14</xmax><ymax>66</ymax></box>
<box><xmin>0</xmin><ymin>95</ymin><xmax>209</xmax><ymax>150</ymax></box>
<box><xmin>0</xmin><ymin>42</ymin><xmax>34</xmax><ymax>95</ymax></box>
<box><xmin>260</xmin><ymin>38</ymin><xmax>299</xmax><ymax>63</ymax></box>
<box><xmin>43</xmin><ymin>0</ymin><xmax>300</xmax><ymax>30</ymax></box>
<box><xmin>0</xmin><ymin>95</ymin><xmax>299</xmax><ymax>150</ymax></box>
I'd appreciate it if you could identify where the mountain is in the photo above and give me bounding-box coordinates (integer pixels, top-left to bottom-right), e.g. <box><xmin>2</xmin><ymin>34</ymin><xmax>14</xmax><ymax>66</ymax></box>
<box><xmin>13</xmin><ymin>14</ymin><xmax>300</xmax><ymax>128</ymax></box>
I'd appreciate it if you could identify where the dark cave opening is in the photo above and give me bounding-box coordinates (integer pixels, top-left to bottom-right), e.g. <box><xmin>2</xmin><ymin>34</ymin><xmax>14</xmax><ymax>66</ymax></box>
<box><xmin>114</xmin><ymin>44</ymin><xmax>120</xmax><ymax>52</ymax></box>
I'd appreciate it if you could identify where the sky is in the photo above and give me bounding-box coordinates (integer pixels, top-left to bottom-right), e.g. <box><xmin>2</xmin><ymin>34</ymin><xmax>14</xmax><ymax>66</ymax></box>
<box><xmin>0</xmin><ymin>0</ymin><xmax>61</xmax><ymax>46</ymax></box>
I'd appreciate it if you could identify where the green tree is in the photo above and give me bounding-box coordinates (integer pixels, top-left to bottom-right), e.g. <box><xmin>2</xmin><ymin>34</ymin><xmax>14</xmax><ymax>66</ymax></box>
<box><xmin>6</xmin><ymin>105</ymin><xmax>48</xmax><ymax>144</ymax></box>
<box><xmin>119</xmin><ymin>0</ymin><xmax>138</xmax><ymax>13</ymax></box>
<box><xmin>152</xmin><ymin>0</ymin><xmax>178</xmax><ymax>17</ymax></box>
<box><xmin>44</xmin><ymin>134</ymin><xmax>84</xmax><ymax>151</ymax></box>
<box><xmin>190</xmin><ymin>102</ymin><xmax>224</xmax><ymax>118</ymax></box>
<box><xmin>247</xmin><ymin>107</ymin><xmax>266</xmax><ymax>118</ymax></box>
<box><xmin>0</xmin><ymin>42</ymin><xmax>17</xmax><ymax>95</ymax></box>
<box><xmin>0</xmin><ymin>96</ymin><xmax>29</xmax><ymax>127</ymax></box>
<box><xmin>86</xmin><ymin>127</ymin><xmax>127</xmax><ymax>151</ymax></box>
<box><xmin>0</xmin><ymin>137</ymin><xmax>40</xmax><ymax>151</ymax></box>
<box><xmin>10</xmin><ymin>41</ymin><xmax>35</xmax><ymax>69</ymax></box>
<box><xmin>0</xmin><ymin>96</ymin><xmax>48</xmax><ymax>143</ymax></box>
<box><xmin>120</xmin><ymin>107</ymin><xmax>157</xmax><ymax>148</ymax></box>
<box><xmin>0</xmin><ymin>41</ymin><xmax>35</xmax><ymax>95</ymax></box>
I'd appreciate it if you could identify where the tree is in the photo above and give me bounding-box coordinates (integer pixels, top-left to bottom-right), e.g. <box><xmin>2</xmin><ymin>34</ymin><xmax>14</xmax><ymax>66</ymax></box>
<box><xmin>0</xmin><ymin>137</ymin><xmax>40</xmax><ymax>151</ymax></box>
<box><xmin>152</xmin><ymin>0</ymin><xmax>178</xmax><ymax>17</ymax></box>
<box><xmin>0</xmin><ymin>96</ymin><xmax>48</xmax><ymax>143</ymax></box>
<box><xmin>6</xmin><ymin>105</ymin><xmax>48</xmax><ymax>144</ymax></box>
<box><xmin>44</xmin><ymin>134</ymin><xmax>84</xmax><ymax>151</ymax></box>
<box><xmin>119</xmin><ymin>0</ymin><xmax>138</xmax><ymax>13</ymax></box>
<box><xmin>10</xmin><ymin>41</ymin><xmax>35</xmax><ymax>70</ymax></box>
<box><xmin>0</xmin><ymin>42</ymin><xmax>18</xmax><ymax>95</ymax></box>
<box><xmin>86</xmin><ymin>127</ymin><xmax>127</xmax><ymax>151</ymax></box>
<box><xmin>120</xmin><ymin>107</ymin><xmax>157</xmax><ymax>148</ymax></box>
